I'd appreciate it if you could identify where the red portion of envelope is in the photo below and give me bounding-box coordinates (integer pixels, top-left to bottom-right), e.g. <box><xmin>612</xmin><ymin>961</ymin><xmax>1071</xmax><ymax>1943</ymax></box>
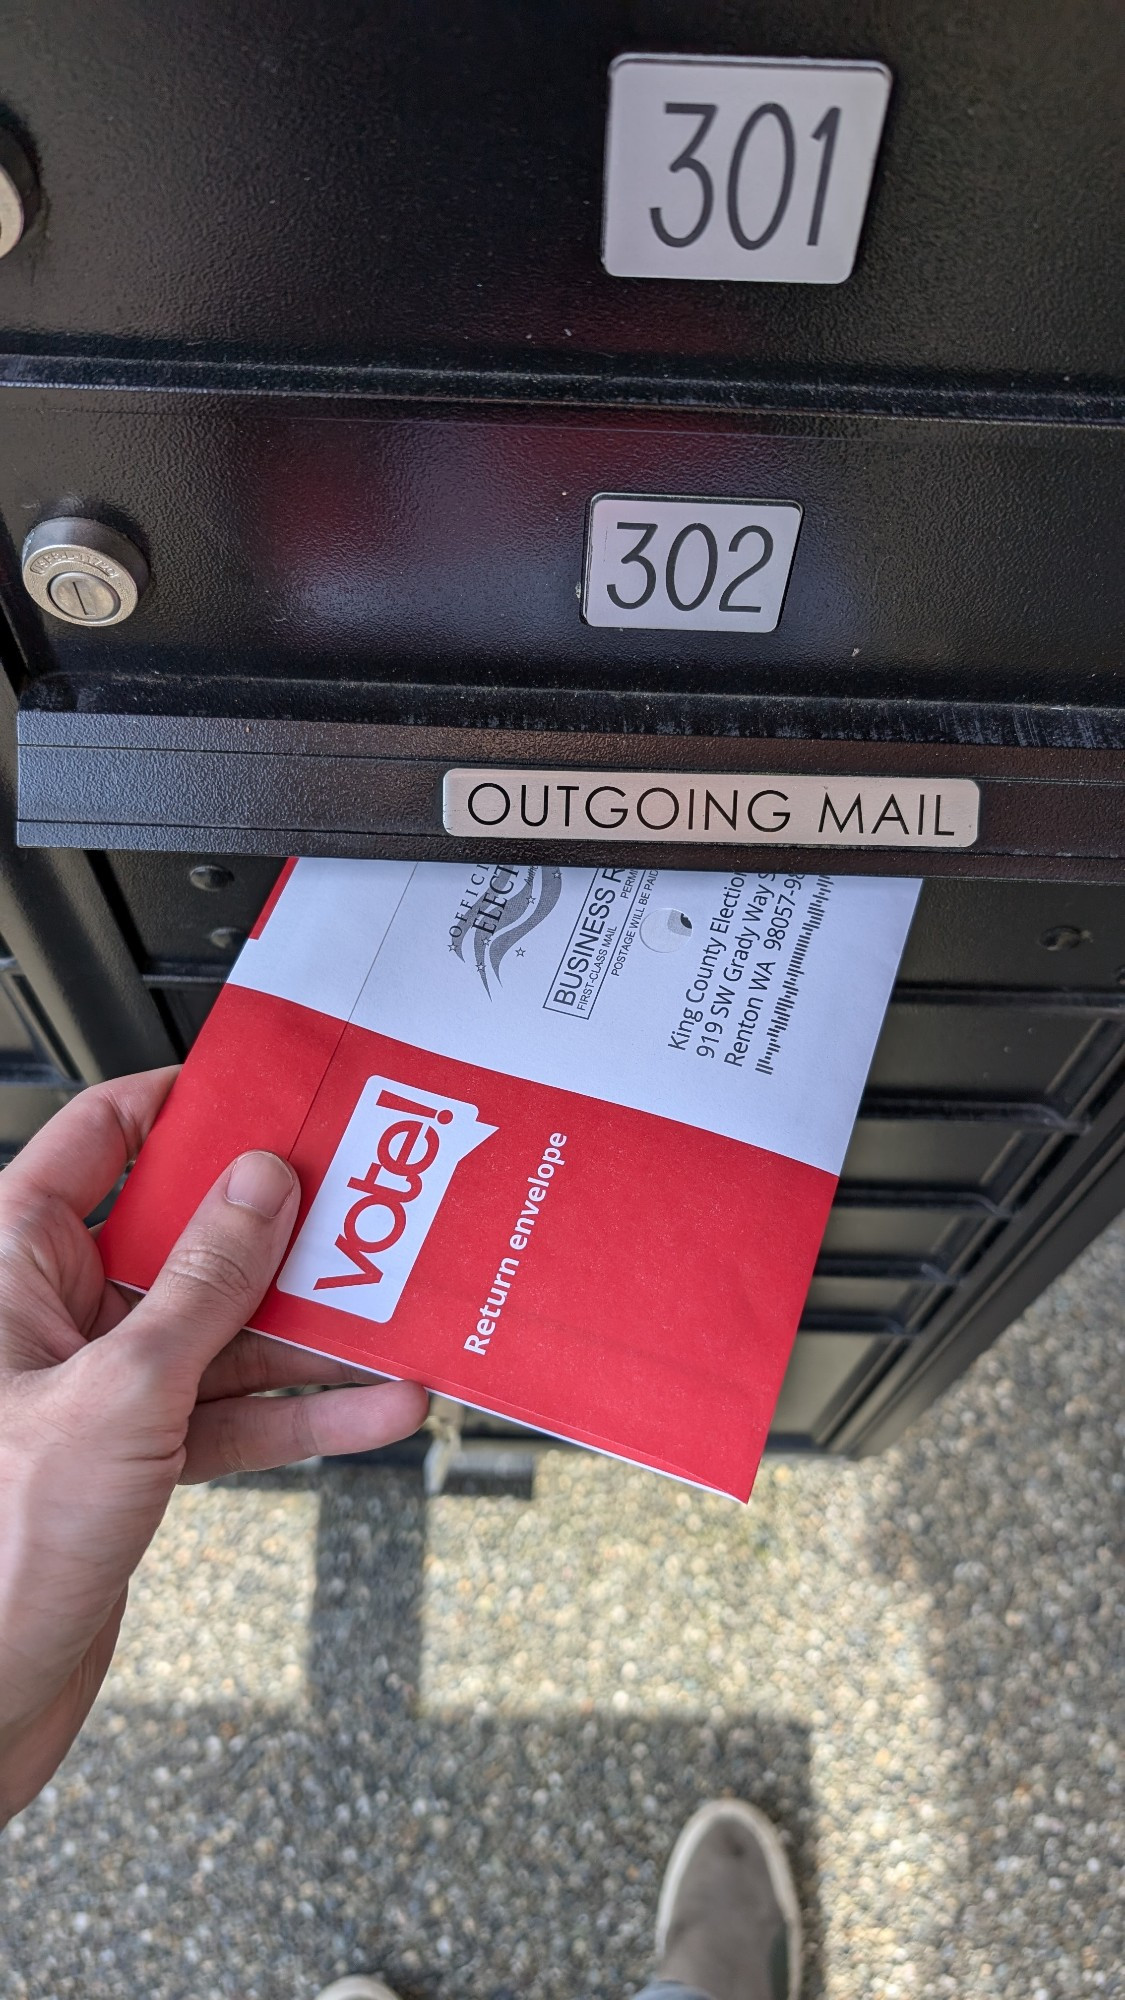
<box><xmin>101</xmin><ymin>980</ymin><xmax>834</xmax><ymax>1500</ymax></box>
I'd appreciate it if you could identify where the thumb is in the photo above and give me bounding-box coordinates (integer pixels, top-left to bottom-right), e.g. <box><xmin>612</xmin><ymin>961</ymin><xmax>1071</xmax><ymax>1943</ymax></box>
<box><xmin>118</xmin><ymin>1151</ymin><xmax>301</xmax><ymax>1391</ymax></box>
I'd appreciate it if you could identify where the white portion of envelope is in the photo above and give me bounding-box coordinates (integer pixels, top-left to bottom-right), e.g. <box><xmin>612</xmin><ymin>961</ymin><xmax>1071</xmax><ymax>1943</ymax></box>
<box><xmin>230</xmin><ymin>858</ymin><xmax>920</xmax><ymax>1178</ymax></box>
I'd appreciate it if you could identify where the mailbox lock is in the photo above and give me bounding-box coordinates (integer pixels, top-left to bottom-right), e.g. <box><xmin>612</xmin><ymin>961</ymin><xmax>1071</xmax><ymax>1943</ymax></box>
<box><xmin>21</xmin><ymin>518</ymin><xmax>149</xmax><ymax>627</ymax></box>
<box><xmin>0</xmin><ymin>131</ymin><xmax>39</xmax><ymax>259</ymax></box>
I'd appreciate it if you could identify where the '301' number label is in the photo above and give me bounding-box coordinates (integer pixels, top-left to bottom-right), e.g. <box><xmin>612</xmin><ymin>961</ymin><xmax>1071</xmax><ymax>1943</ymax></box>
<box><xmin>583</xmin><ymin>495</ymin><xmax>802</xmax><ymax>633</ymax></box>
<box><xmin>602</xmin><ymin>55</ymin><xmax>892</xmax><ymax>285</ymax></box>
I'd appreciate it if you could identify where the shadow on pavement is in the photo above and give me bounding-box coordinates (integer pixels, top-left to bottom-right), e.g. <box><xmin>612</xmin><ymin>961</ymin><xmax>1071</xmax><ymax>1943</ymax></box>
<box><xmin>1</xmin><ymin>1467</ymin><xmax>823</xmax><ymax>2000</ymax></box>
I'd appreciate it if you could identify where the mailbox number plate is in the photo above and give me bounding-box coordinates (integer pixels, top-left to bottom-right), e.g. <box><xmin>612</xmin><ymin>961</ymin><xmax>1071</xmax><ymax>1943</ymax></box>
<box><xmin>603</xmin><ymin>54</ymin><xmax>892</xmax><ymax>285</ymax></box>
<box><xmin>584</xmin><ymin>494</ymin><xmax>802</xmax><ymax>633</ymax></box>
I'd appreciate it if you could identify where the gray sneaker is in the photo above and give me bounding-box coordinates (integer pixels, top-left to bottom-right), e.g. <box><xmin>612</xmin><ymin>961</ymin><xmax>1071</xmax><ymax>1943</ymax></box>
<box><xmin>654</xmin><ymin>1799</ymin><xmax>802</xmax><ymax>2000</ymax></box>
<box><xmin>313</xmin><ymin>1980</ymin><xmax>401</xmax><ymax>2000</ymax></box>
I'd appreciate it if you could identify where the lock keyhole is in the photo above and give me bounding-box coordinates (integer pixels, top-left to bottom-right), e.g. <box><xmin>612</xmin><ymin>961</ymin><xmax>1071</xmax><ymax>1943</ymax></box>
<box><xmin>47</xmin><ymin>571</ymin><xmax>122</xmax><ymax>622</ymax></box>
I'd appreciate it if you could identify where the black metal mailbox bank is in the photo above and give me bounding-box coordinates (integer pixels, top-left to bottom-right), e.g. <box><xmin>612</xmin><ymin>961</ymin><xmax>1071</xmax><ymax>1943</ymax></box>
<box><xmin>0</xmin><ymin>2</ymin><xmax>1122</xmax><ymax>1457</ymax></box>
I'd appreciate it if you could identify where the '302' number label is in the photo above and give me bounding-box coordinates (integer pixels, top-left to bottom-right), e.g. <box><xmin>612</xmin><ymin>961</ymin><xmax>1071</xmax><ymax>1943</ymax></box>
<box><xmin>583</xmin><ymin>496</ymin><xmax>802</xmax><ymax>633</ymax></box>
<box><xmin>602</xmin><ymin>55</ymin><xmax>892</xmax><ymax>285</ymax></box>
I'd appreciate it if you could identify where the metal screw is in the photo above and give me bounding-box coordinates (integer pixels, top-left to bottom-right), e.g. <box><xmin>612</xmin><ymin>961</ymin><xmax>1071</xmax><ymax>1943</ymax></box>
<box><xmin>21</xmin><ymin>517</ymin><xmax>149</xmax><ymax>627</ymax></box>
<box><xmin>1040</xmin><ymin>925</ymin><xmax>1090</xmax><ymax>952</ymax></box>
<box><xmin>189</xmin><ymin>864</ymin><xmax>234</xmax><ymax>892</ymax></box>
<box><xmin>209</xmin><ymin>927</ymin><xmax>246</xmax><ymax>953</ymax></box>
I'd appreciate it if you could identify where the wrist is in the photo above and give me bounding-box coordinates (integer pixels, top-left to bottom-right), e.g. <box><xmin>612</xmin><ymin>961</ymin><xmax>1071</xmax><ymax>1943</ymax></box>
<box><xmin>0</xmin><ymin>1589</ymin><xmax>128</xmax><ymax>1826</ymax></box>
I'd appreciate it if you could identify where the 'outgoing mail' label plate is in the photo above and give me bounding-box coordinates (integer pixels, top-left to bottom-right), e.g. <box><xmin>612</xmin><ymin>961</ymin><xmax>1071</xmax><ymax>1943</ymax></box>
<box><xmin>443</xmin><ymin>771</ymin><xmax>981</xmax><ymax>849</ymax></box>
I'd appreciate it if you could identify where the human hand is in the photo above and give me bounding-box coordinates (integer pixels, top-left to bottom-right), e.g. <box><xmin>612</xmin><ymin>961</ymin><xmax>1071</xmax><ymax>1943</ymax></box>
<box><xmin>0</xmin><ymin>1067</ymin><xmax>429</xmax><ymax>1824</ymax></box>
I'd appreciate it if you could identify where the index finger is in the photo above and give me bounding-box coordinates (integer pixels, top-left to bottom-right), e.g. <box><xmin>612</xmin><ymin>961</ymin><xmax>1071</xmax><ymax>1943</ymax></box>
<box><xmin>2</xmin><ymin>1067</ymin><xmax>180</xmax><ymax>1219</ymax></box>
